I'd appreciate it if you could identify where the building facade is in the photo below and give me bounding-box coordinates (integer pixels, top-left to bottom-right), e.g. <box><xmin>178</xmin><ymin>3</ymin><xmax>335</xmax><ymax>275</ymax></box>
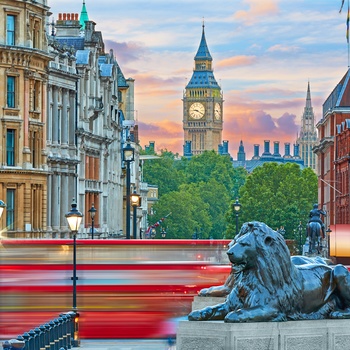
<box><xmin>50</xmin><ymin>9</ymin><xmax>138</xmax><ymax>238</ymax></box>
<box><xmin>0</xmin><ymin>0</ymin><xmax>51</xmax><ymax>237</ymax></box>
<box><xmin>314</xmin><ymin>68</ymin><xmax>350</xmax><ymax>226</ymax></box>
<box><xmin>233</xmin><ymin>140</ymin><xmax>304</xmax><ymax>173</ymax></box>
<box><xmin>296</xmin><ymin>82</ymin><xmax>318</xmax><ymax>171</ymax></box>
<box><xmin>183</xmin><ymin>24</ymin><xmax>223</xmax><ymax>156</ymax></box>
<box><xmin>335</xmin><ymin>118</ymin><xmax>350</xmax><ymax>224</ymax></box>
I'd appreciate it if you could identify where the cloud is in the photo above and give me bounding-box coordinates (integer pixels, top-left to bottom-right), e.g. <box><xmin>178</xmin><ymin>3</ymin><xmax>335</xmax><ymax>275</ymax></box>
<box><xmin>233</xmin><ymin>0</ymin><xmax>279</xmax><ymax>25</ymax></box>
<box><xmin>217</xmin><ymin>55</ymin><xmax>257</xmax><ymax>68</ymax></box>
<box><xmin>104</xmin><ymin>40</ymin><xmax>146</xmax><ymax>65</ymax></box>
<box><xmin>267</xmin><ymin>44</ymin><xmax>300</xmax><ymax>53</ymax></box>
<box><xmin>138</xmin><ymin>120</ymin><xmax>183</xmax><ymax>154</ymax></box>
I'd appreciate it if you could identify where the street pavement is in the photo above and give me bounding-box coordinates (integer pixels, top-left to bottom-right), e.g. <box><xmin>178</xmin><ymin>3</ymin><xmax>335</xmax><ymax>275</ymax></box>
<box><xmin>79</xmin><ymin>338</ymin><xmax>176</xmax><ymax>349</ymax></box>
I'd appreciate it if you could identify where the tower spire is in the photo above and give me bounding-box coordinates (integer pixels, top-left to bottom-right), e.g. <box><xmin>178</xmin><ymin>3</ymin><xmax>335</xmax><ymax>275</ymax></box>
<box><xmin>295</xmin><ymin>81</ymin><xmax>317</xmax><ymax>170</ymax></box>
<box><xmin>80</xmin><ymin>0</ymin><xmax>89</xmax><ymax>30</ymax></box>
<box><xmin>195</xmin><ymin>21</ymin><xmax>212</xmax><ymax>61</ymax></box>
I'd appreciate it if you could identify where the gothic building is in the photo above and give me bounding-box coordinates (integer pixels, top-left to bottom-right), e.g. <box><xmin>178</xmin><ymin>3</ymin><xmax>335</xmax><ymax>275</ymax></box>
<box><xmin>296</xmin><ymin>82</ymin><xmax>318</xmax><ymax>171</ymax></box>
<box><xmin>183</xmin><ymin>24</ymin><xmax>223</xmax><ymax>156</ymax></box>
<box><xmin>233</xmin><ymin>140</ymin><xmax>303</xmax><ymax>173</ymax></box>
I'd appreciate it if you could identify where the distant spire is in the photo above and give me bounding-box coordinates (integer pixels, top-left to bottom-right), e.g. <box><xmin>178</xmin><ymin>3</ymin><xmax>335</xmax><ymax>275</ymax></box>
<box><xmin>306</xmin><ymin>81</ymin><xmax>311</xmax><ymax>107</ymax></box>
<box><xmin>80</xmin><ymin>0</ymin><xmax>89</xmax><ymax>30</ymax></box>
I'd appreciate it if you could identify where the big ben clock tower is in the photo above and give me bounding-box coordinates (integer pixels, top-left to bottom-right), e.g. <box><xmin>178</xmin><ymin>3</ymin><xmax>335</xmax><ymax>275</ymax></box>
<box><xmin>183</xmin><ymin>24</ymin><xmax>223</xmax><ymax>156</ymax></box>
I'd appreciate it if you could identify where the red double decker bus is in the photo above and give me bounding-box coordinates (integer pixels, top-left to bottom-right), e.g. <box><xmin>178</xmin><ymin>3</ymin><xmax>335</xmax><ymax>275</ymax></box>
<box><xmin>0</xmin><ymin>239</ymin><xmax>231</xmax><ymax>339</ymax></box>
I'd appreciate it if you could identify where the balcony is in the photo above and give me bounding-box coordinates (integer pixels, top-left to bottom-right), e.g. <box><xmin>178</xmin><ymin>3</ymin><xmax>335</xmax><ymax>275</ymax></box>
<box><xmin>85</xmin><ymin>179</ymin><xmax>102</xmax><ymax>193</ymax></box>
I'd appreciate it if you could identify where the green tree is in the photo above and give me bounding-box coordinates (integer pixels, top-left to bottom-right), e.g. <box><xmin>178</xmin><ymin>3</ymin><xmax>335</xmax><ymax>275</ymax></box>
<box><xmin>143</xmin><ymin>150</ymin><xmax>248</xmax><ymax>239</ymax></box>
<box><xmin>148</xmin><ymin>184</ymin><xmax>212</xmax><ymax>239</ymax></box>
<box><xmin>227</xmin><ymin>162</ymin><xmax>317</xmax><ymax>239</ymax></box>
<box><xmin>184</xmin><ymin>151</ymin><xmax>237</xmax><ymax>193</ymax></box>
<box><xmin>142</xmin><ymin>150</ymin><xmax>186</xmax><ymax>196</ymax></box>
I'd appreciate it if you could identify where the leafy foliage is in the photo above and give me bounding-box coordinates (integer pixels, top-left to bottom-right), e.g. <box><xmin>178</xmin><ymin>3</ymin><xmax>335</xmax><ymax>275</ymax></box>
<box><xmin>143</xmin><ymin>151</ymin><xmax>248</xmax><ymax>239</ymax></box>
<box><xmin>226</xmin><ymin>163</ymin><xmax>318</xmax><ymax>239</ymax></box>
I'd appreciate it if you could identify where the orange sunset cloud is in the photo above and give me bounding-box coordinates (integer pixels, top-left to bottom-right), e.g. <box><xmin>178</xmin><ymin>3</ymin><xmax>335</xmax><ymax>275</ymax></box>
<box><xmin>217</xmin><ymin>55</ymin><xmax>257</xmax><ymax>68</ymax></box>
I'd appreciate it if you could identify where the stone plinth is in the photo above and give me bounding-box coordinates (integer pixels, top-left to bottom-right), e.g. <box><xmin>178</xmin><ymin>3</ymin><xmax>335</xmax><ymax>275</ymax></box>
<box><xmin>176</xmin><ymin>319</ymin><xmax>350</xmax><ymax>350</ymax></box>
<box><xmin>192</xmin><ymin>296</ymin><xmax>226</xmax><ymax>311</ymax></box>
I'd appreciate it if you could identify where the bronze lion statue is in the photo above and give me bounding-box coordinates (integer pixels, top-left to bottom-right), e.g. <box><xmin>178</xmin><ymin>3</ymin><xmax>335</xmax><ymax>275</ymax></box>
<box><xmin>189</xmin><ymin>221</ymin><xmax>350</xmax><ymax>322</ymax></box>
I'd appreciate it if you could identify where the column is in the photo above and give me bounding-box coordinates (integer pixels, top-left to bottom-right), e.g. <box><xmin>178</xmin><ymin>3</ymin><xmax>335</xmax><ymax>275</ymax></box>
<box><xmin>62</xmin><ymin>89</ymin><xmax>69</xmax><ymax>145</ymax></box>
<box><xmin>60</xmin><ymin>171</ymin><xmax>69</xmax><ymax>234</ymax></box>
<box><xmin>46</xmin><ymin>174</ymin><xmax>52</xmax><ymax>234</ymax></box>
<box><xmin>52</xmin><ymin>86</ymin><xmax>59</xmax><ymax>144</ymax></box>
<box><xmin>51</xmin><ymin>172</ymin><xmax>59</xmax><ymax>234</ymax></box>
<box><xmin>69</xmin><ymin>90</ymin><xmax>76</xmax><ymax>146</ymax></box>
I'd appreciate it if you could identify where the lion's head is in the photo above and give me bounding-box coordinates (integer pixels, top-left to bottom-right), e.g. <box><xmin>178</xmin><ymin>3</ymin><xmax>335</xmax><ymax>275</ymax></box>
<box><xmin>227</xmin><ymin>221</ymin><xmax>302</xmax><ymax>309</ymax></box>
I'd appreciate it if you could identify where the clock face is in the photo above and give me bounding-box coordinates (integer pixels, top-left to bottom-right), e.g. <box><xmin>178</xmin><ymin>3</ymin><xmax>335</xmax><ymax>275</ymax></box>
<box><xmin>189</xmin><ymin>102</ymin><xmax>205</xmax><ymax>119</ymax></box>
<box><xmin>214</xmin><ymin>103</ymin><xmax>221</xmax><ymax>120</ymax></box>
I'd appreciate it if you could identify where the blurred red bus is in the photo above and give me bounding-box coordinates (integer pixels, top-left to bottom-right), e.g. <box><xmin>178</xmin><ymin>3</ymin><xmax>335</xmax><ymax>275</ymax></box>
<box><xmin>0</xmin><ymin>239</ymin><xmax>231</xmax><ymax>339</ymax></box>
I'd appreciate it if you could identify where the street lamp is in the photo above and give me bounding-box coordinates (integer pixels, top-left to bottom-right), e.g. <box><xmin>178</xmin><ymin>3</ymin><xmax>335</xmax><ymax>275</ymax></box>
<box><xmin>298</xmin><ymin>221</ymin><xmax>303</xmax><ymax>255</ymax></box>
<box><xmin>233</xmin><ymin>199</ymin><xmax>241</xmax><ymax>236</ymax></box>
<box><xmin>122</xmin><ymin>138</ymin><xmax>135</xmax><ymax>240</ymax></box>
<box><xmin>161</xmin><ymin>228</ymin><xmax>167</xmax><ymax>238</ymax></box>
<box><xmin>65</xmin><ymin>198</ymin><xmax>83</xmax><ymax>311</ymax></box>
<box><xmin>151</xmin><ymin>228</ymin><xmax>156</xmax><ymax>239</ymax></box>
<box><xmin>326</xmin><ymin>227</ymin><xmax>332</xmax><ymax>258</ymax></box>
<box><xmin>131</xmin><ymin>190</ymin><xmax>141</xmax><ymax>239</ymax></box>
<box><xmin>88</xmin><ymin>203</ymin><xmax>97</xmax><ymax>239</ymax></box>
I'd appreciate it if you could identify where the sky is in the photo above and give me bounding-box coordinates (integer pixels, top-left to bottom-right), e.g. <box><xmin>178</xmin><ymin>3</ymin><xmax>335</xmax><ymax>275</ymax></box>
<box><xmin>48</xmin><ymin>0</ymin><xmax>350</xmax><ymax>158</ymax></box>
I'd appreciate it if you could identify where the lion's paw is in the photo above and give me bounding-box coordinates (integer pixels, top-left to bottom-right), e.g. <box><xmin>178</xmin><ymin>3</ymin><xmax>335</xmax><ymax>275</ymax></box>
<box><xmin>329</xmin><ymin>310</ymin><xmax>350</xmax><ymax>319</ymax></box>
<box><xmin>188</xmin><ymin>307</ymin><xmax>213</xmax><ymax>321</ymax></box>
<box><xmin>224</xmin><ymin>311</ymin><xmax>241</xmax><ymax>323</ymax></box>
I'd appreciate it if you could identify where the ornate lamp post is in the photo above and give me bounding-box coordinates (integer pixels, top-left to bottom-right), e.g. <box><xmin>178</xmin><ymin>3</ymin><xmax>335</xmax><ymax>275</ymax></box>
<box><xmin>131</xmin><ymin>190</ymin><xmax>141</xmax><ymax>239</ymax></box>
<box><xmin>298</xmin><ymin>221</ymin><xmax>303</xmax><ymax>254</ymax></box>
<box><xmin>65</xmin><ymin>199</ymin><xmax>83</xmax><ymax>311</ymax></box>
<box><xmin>161</xmin><ymin>228</ymin><xmax>167</xmax><ymax>238</ymax></box>
<box><xmin>88</xmin><ymin>203</ymin><xmax>97</xmax><ymax>239</ymax></box>
<box><xmin>233</xmin><ymin>199</ymin><xmax>241</xmax><ymax>236</ymax></box>
<box><xmin>326</xmin><ymin>227</ymin><xmax>332</xmax><ymax>258</ymax></box>
<box><xmin>151</xmin><ymin>228</ymin><xmax>156</xmax><ymax>239</ymax></box>
<box><xmin>122</xmin><ymin>139</ymin><xmax>135</xmax><ymax>240</ymax></box>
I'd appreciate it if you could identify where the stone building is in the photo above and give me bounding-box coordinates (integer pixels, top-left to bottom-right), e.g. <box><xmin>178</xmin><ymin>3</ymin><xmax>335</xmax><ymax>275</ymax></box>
<box><xmin>49</xmin><ymin>8</ymin><xmax>138</xmax><ymax>238</ymax></box>
<box><xmin>233</xmin><ymin>140</ymin><xmax>304</xmax><ymax>173</ymax></box>
<box><xmin>0</xmin><ymin>0</ymin><xmax>51</xmax><ymax>237</ymax></box>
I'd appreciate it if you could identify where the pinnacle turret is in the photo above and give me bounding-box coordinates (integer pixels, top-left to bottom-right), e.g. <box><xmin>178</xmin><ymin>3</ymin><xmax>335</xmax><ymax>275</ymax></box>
<box><xmin>80</xmin><ymin>0</ymin><xmax>89</xmax><ymax>30</ymax></box>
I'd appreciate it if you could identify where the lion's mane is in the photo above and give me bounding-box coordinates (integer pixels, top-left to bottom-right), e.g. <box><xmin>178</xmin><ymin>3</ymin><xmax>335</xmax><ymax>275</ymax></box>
<box><xmin>234</xmin><ymin>222</ymin><xmax>303</xmax><ymax>318</ymax></box>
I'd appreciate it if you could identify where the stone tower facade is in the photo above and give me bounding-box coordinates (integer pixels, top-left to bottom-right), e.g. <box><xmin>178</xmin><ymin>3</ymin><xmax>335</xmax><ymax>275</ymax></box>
<box><xmin>183</xmin><ymin>24</ymin><xmax>223</xmax><ymax>156</ymax></box>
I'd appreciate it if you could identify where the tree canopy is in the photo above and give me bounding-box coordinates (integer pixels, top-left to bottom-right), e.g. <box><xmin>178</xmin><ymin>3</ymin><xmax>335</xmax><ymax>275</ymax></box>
<box><xmin>143</xmin><ymin>150</ymin><xmax>248</xmax><ymax>239</ymax></box>
<box><xmin>226</xmin><ymin>162</ymin><xmax>318</xmax><ymax>239</ymax></box>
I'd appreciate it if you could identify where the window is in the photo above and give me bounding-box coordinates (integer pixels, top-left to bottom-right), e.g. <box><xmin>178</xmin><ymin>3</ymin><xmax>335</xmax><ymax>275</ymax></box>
<box><xmin>6</xmin><ymin>189</ymin><xmax>15</xmax><ymax>230</ymax></box>
<box><xmin>7</xmin><ymin>76</ymin><xmax>15</xmax><ymax>108</ymax></box>
<box><xmin>31</xmin><ymin>131</ymin><xmax>38</xmax><ymax>168</ymax></box>
<box><xmin>6</xmin><ymin>129</ymin><xmax>15</xmax><ymax>166</ymax></box>
<box><xmin>6</xmin><ymin>15</ymin><xmax>15</xmax><ymax>45</ymax></box>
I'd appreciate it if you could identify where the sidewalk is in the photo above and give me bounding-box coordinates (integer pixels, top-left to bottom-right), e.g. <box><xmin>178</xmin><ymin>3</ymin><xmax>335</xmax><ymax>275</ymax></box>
<box><xmin>79</xmin><ymin>339</ymin><xmax>176</xmax><ymax>350</ymax></box>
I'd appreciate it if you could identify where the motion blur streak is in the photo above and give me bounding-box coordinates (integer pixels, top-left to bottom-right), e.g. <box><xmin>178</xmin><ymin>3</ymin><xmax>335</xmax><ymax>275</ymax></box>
<box><xmin>0</xmin><ymin>239</ymin><xmax>231</xmax><ymax>339</ymax></box>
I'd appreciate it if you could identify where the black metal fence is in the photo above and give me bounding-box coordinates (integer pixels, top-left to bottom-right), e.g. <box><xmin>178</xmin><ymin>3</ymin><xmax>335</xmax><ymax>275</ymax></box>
<box><xmin>2</xmin><ymin>311</ymin><xmax>79</xmax><ymax>350</ymax></box>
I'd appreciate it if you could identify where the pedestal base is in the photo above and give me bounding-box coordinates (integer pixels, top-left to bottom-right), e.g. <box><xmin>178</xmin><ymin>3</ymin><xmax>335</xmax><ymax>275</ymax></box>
<box><xmin>176</xmin><ymin>319</ymin><xmax>350</xmax><ymax>350</ymax></box>
<box><xmin>192</xmin><ymin>296</ymin><xmax>226</xmax><ymax>311</ymax></box>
